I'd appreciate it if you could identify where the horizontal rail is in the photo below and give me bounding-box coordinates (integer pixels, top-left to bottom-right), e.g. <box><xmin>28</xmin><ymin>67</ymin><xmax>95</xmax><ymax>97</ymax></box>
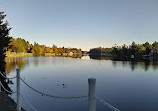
<box><xmin>20</xmin><ymin>77</ymin><xmax>88</xmax><ymax>99</ymax></box>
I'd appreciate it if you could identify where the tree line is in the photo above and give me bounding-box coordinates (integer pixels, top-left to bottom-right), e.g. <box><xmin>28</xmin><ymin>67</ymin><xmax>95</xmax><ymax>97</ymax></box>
<box><xmin>89</xmin><ymin>41</ymin><xmax>158</xmax><ymax>60</ymax></box>
<box><xmin>7</xmin><ymin>38</ymin><xmax>83</xmax><ymax>56</ymax></box>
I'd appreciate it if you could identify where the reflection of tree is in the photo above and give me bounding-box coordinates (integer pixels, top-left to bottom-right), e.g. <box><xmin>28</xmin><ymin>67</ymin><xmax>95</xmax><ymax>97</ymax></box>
<box><xmin>90</xmin><ymin>55</ymin><xmax>157</xmax><ymax>71</ymax></box>
<box><xmin>52</xmin><ymin>54</ymin><xmax>83</xmax><ymax>59</ymax></box>
<box><xmin>144</xmin><ymin>62</ymin><xmax>150</xmax><ymax>72</ymax></box>
<box><xmin>5</xmin><ymin>55</ymin><xmax>84</xmax><ymax>73</ymax></box>
<box><xmin>122</xmin><ymin>61</ymin><xmax>128</xmax><ymax>68</ymax></box>
<box><xmin>5</xmin><ymin>56</ymin><xmax>158</xmax><ymax>74</ymax></box>
<box><xmin>137</xmin><ymin>62</ymin><xmax>151</xmax><ymax>72</ymax></box>
<box><xmin>5</xmin><ymin>57</ymin><xmax>27</xmax><ymax>74</ymax></box>
<box><xmin>111</xmin><ymin>60</ymin><xmax>158</xmax><ymax>72</ymax></box>
<box><xmin>71</xmin><ymin>54</ymin><xmax>82</xmax><ymax>59</ymax></box>
<box><xmin>152</xmin><ymin>62</ymin><xmax>158</xmax><ymax>70</ymax></box>
<box><xmin>112</xmin><ymin>61</ymin><xmax>117</xmax><ymax>68</ymax></box>
<box><xmin>33</xmin><ymin>58</ymin><xmax>39</xmax><ymax>66</ymax></box>
<box><xmin>130</xmin><ymin>62</ymin><xmax>138</xmax><ymax>71</ymax></box>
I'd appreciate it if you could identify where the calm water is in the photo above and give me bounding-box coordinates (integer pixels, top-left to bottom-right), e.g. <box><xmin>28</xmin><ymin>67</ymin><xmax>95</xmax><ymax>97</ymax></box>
<box><xmin>5</xmin><ymin>56</ymin><xmax>158</xmax><ymax>111</ymax></box>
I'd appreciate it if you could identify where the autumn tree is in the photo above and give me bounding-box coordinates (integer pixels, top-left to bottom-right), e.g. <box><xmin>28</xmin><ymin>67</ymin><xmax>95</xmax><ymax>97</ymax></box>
<box><xmin>32</xmin><ymin>42</ymin><xmax>43</xmax><ymax>56</ymax></box>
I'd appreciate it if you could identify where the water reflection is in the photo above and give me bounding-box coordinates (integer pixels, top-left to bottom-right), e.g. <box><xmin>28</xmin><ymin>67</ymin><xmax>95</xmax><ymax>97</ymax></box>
<box><xmin>5</xmin><ymin>56</ymin><xmax>158</xmax><ymax>111</ymax></box>
<box><xmin>5</xmin><ymin>57</ymin><xmax>27</xmax><ymax>75</ymax></box>
<box><xmin>112</xmin><ymin>61</ymin><xmax>158</xmax><ymax>71</ymax></box>
<box><xmin>89</xmin><ymin>55</ymin><xmax>158</xmax><ymax>71</ymax></box>
<box><xmin>5</xmin><ymin>56</ymin><xmax>158</xmax><ymax>75</ymax></box>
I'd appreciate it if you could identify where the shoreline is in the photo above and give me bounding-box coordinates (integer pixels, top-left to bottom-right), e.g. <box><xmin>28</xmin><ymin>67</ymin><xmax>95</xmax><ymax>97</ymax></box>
<box><xmin>5</xmin><ymin>52</ymin><xmax>83</xmax><ymax>58</ymax></box>
<box><xmin>0</xmin><ymin>92</ymin><xmax>25</xmax><ymax>111</ymax></box>
<box><xmin>6</xmin><ymin>52</ymin><xmax>33</xmax><ymax>57</ymax></box>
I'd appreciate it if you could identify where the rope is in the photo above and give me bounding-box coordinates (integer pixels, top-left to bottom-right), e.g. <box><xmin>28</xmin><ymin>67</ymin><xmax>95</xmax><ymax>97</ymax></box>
<box><xmin>20</xmin><ymin>78</ymin><xmax>88</xmax><ymax>99</ymax></box>
<box><xmin>0</xmin><ymin>82</ymin><xmax>17</xmax><ymax>94</ymax></box>
<box><xmin>0</xmin><ymin>72</ymin><xmax>17</xmax><ymax>79</ymax></box>
<box><xmin>96</xmin><ymin>96</ymin><xmax>120</xmax><ymax>111</ymax></box>
<box><xmin>20</xmin><ymin>93</ymin><xmax>38</xmax><ymax>111</ymax></box>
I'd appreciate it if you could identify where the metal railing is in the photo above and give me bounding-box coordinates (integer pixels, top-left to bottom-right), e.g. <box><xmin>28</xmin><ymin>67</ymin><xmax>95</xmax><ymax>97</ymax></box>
<box><xmin>0</xmin><ymin>68</ymin><xmax>120</xmax><ymax>111</ymax></box>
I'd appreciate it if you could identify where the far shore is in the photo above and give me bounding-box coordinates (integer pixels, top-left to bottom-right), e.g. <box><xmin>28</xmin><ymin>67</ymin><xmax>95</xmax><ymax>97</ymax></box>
<box><xmin>5</xmin><ymin>52</ymin><xmax>83</xmax><ymax>58</ymax></box>
<box><xmin>6</xmin><ymin>52</ymin><xmax>33</xmax><ymax>57</ymax></box>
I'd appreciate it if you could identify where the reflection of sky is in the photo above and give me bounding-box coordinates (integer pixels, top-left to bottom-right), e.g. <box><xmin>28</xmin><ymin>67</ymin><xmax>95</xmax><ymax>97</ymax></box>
<box><xmin>81</xmin><ymin>56</ymin><xmax>91</xmax><ymax>60</ymax></box>
<box><xmin>6</xmin><ymin>57</ymin><xmax>158</xmax><ymax>111</ymax></box>
<box><xmin>5</xmin><ymin>57</ymin><xmax>158</xmax><ymax>75</ymax></box>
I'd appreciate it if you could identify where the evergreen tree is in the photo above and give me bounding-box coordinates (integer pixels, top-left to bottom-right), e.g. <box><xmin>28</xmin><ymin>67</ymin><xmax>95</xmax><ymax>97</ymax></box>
<box><xmin>16</xmin><ymin>38</ymin><xmax>26</xmax><ymax>52</ymax></box>
<box><xmin>0</xmin><ymin>12</ymin><xmax>11</xmax><ymax>72</ymax></box>
<box><xmin>152</xmin><ymin>41</ymin><xmax>158</xmax><ymax>50</ymax></box>
<box><xmin>32</xmin><ymin>42</ymin><xmax>42</xmax><ymax>56</ymax></box>
<box><xmin>143</xmin><ymin>42</ymin><xmax>152</xmax><ymax>54</ymax></box>
<box><xmin>0</xmin><ymin>12</ymin><xmax>11</xmax><ymax>92</ymax></box>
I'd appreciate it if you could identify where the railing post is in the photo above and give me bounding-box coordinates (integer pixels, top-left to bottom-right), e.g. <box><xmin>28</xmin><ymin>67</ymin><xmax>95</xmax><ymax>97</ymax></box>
<box><xmin>16</xmin><ymin>68</ymin><xmax>21</xmax><ymax>111</ymax></box>
<box><xmin>88</xmin><ymin>77</ymin><xmax>96</xmax><ymax>111</ymax></box>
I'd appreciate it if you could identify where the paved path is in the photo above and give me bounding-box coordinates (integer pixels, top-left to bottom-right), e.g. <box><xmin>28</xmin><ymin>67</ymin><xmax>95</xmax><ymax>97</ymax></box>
<box><xmin>0</xmin><ymin>92</ymin><xmax>25</xmax><ymax>111</ymax></box>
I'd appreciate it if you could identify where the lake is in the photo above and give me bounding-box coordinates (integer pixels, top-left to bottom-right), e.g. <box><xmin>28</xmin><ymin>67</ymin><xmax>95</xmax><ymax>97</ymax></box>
<box><xmin>5</xmin><ymin>56</ymin><xmax>158</xmax><ymax>111</ymax></box>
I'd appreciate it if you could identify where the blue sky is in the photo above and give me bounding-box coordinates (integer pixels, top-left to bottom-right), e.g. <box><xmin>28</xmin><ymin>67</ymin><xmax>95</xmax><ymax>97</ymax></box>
<box><xmin>1</xmin><ymin>0</ymin><xmax>158</xmax><ymax>51</ymax></box>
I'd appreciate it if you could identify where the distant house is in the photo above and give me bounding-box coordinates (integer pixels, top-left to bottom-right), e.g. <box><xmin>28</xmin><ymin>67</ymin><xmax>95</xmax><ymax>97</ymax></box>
<box><xmin>131</xmin><ymin>55</ymin><xmax>134</xmax><ymax>59</ymax></box>
<box><xmin>150</xmin><ymin>49</ymin><xmax>158</xmax><ymax>56</ymax></box>
<box><xmin>69</xmin><ymin>52</ymin><xmax>73</xmax><ymax>56</ymax></box>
